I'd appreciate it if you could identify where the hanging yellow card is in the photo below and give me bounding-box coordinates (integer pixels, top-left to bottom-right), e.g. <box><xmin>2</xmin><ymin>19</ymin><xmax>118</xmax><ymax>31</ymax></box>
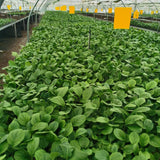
<box><xmin>55</xmin><ymin>7</ymin><xmax>60</xmax><ymax>10</ymax></box>
<box><xmin>101</xmin><ymin>9</ymin><xmax>103</xmax><ymax>12</ymax></box>
<box><xmin>69</xmin><ymin>6</ymin><xmax>75</xmax><ymax>14</ymax></box>
<box><xmin>61</xmin><ymin>5</ymin><xmax>67</xmax><ymax>11</ymax></box>
<box><xmin>80</xmin><ymin>8</ymin><xmax>82</xmax><ymax>11</ymax></box>
<box><xmin>140</xmin><ymin>10</ymin><xmax>143</xmax><ymax>15</ymax></box>
<box><xmin>7</xmin><ymin>5</ymin><xmax>11</xmax><ymax>10</ymax></box>
<box><xmin>108</xmin><ymin>8</ymin><xmax>112</xmax><ymax>13</ymax></box>
<box><xmin>156</xmin><ymin>10</ymin><xmax>158</xmax><ymax>14</ymax></box>
<box><xmin>133</xmin><ymin>10</ymin><xmax>139</xmax><ymax>19</ymax></box>
<box><xmin>114</xmin><ymin>7</ymin><xmax>132</xmax><ymax>29</ymax></box>
<box><xmin>95</xmin><ymin>8</ymin><xmax>98</xmax><ymax>13</ymax></box>
<box><xmin>151</xmin><ymin>11</ymin><xmax>154</xmax><ymax>14</ymax></box>
<box><xmin>29</xmin><ymin>6</ymin><xmax>32</xmax><ymax>10</ymax></box>
<box><xmin>19</xmin><ymin>6</ymin><xmax>22</xmax><ymax>11</ymax></box>
<box><xmin>86</xmin><ymin>8</ymin><xmax>89</xmax><ymax>12</ymax></box>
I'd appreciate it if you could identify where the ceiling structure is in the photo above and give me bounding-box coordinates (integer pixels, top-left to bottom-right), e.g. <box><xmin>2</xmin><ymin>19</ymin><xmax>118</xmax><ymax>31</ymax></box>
<box><xmin>0</xmin><ymin>0</ymin><xmax>160</xmax><ymax>12</ymax></box>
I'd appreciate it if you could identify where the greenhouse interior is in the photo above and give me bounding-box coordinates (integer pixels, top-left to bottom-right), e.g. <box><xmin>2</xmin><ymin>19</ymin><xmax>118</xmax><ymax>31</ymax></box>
<box><xmin>0</xmin><ymin>0</ymin><xmax>160</xmax><ymax>159</ymax></box>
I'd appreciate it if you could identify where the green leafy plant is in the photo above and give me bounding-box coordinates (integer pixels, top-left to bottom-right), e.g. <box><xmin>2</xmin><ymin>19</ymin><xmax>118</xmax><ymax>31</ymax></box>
<box><xmin>0</xmin><ymin>18</ymin><xmax>14</xmax><ymax>27</ymax></box>
<box><xmin>0</xmin><ymin>11</ymin><xmax>160</xmax><ymax>159</ymax></box>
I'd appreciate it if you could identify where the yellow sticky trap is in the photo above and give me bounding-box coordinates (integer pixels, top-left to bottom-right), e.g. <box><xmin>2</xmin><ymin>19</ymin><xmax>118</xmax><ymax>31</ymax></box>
<box><xmin>55</xmin><ymin>7</ymin><xmax>60</xmax><ymax>10</ymax></box>
<box><xmin>140</xmin><ymin>10</ymin><xmax>143</xmax><ymax>15</ymax></box>
<box><xmin>108</xmin><ymin>8</ymin><xmax>112</xmax><ymax>13</ymax></box>
<box><xmin>151</xmin><ymin>11</ymin><xmax>154</xmax><ymax>15</ymax></box>
<box><xmin>95</xmin><ymin>8</ymin><xmax>98</xmax><ymax>13</ymax></box>
<box><xmin>61</xmin><ymin>5</ymin><xmax>67</xmax><ymax>11</ymax></box>
<box><xmin>86</xmin><ymin>8</ymin><xmax>89</xmax><ymax>12</ymax></box>
<box><xmin>69</xmin><ymin>6</ymin><xmax>75</xmax><ymax>14</ymax></box>
<box><xmin>133</xmin><ymin>10</ymin><xmax>139</xmax><ymax>19</ymax></box>
<box><xmin>7</xmin><ymin>5</ymin><xmax>11</xmax><ymax>10</ymax></box>
<box><xmin>101</xmin><ymin>9</ymin><xmax>103</xmax><ymax>12</ymax></box>
<box><xmin>80</xmin><ymin>8</ymin><xmax>82</xmax><ymax>11</ymax></box>
<box><xmin>132</xmin><ymin>9</ymin><xmax>134</xmax><ymax>13</ymax></box>
<box><xmin>29</xmin><ymin>6</ymin><xmax>32</xmax><ymax>10</ymax></box>
<box><xmin>156</xmin><ymin>10</ymin><xmax>158</xmax><ymax>14</ymax></box>
<box><xmin>19</xmin><ymin>6</ymin><xmax>22</xmax><ymax>11</ymax></box>
<box><xmin>114</xmin><ymin>7</ymin><xmax>132</xmax><ymax>29</ymax></box>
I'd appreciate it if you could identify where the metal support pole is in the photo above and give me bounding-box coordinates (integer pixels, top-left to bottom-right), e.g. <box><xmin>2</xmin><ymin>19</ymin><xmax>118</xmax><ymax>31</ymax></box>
<box><xmin>14</xmin><ymin>24</ymin><xmax>17</xmax><ymax>38</ymax></box>
<box><xmin>23</xmin><ymin>19</ymin><xmax>25</xmax><ymax>30</ymax></box>
<box><xmin>27</xmin><ymin>0</ymin><xmax>40</xmax><ymax>42</ymax></box>
<box><xmin>88</xmin><ymin>27</ymin><xmax>91</xmax><ymax>49</ymax></box>
<box><xmin>121</xmin><ymin>0</ymin><xmax>126</xmax><ymax>7</ymax></box>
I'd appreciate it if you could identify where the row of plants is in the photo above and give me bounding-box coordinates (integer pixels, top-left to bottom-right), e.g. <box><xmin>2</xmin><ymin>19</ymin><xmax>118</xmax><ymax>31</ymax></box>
<box><xmin>0</xmin><ymin>18</ymin><xmax>14</xmax><ymax>27</ymax></box>
<box><xmin>131</xmin><ymin>20</ymin><xmax>160</xmax><ymax>32</ymax></box>
<box><xmin>8</xmin><ymin>11</ymin><xmax>28</xmax><ymax>16</ymax></box>
<box><xmin>0</xmin><ymin>11</ymin><xmax>160</xmax><ymax>160</ymax></box>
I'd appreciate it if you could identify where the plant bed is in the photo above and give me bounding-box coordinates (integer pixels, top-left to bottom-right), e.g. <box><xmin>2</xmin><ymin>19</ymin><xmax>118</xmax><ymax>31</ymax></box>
<box><xmin>0</xmin><ymin>11</ymin><xmax>160</xmax><ymax>160</ymax></box>
<box><xmin>0</xmin><ymin>18</ymin><xmax>14</xmax><ymax>27</ymax></box>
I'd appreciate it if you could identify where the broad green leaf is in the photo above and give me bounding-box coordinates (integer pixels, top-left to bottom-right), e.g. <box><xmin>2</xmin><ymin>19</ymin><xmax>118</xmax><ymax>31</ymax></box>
<box><xmin>45</xmin><ymin>71</ymin><xmax>53</xmax><ymax>79</ymax></box>
<box><xmin>125</xmin><ymin>115</ymin><xmax>144</xmax><ymax>125</ymax></box>
<box><xmin>110</xmin><ymin>107</ymin><xmax>127</xmax><ymax>115</ymax></box>
<box><xmin>129</xmin><ymin>132</ymin><xmax>139</xmax><ymax>144</ymax></box>
<box><xmin>14</xmin><ymin>150</ymin><xmax>30</xmax><ymax>160</ymax></box>
<box><xmin>7</xmin><ymin>129</ymin><xmax>25</xmax><ymax>147</ymax></box>
<box><xmin>110</xmin><ymin>143</ymin><xmax>119</xmax><ymax>152</ymax></box>
<box><xmin>135</xmin><ymin>98</ymin><xmax>146</xmax><ymax>106</ymax></box>
<box><xmin>79</xmin><ymin>137</ymin><xmax>90</xmax><ymax>148</ymax></box>
<box><xmin>132</xmin><ymin>154</ymin><xmax>147</xmax><ymax>160</ymax></box>
<box><xmin>71</xmin><ymin>86</ymin><xmax>83</xmax><ymax>97</ymax></box>
<box><xmin>114</xmin><ymin>128</ymin><xmax>126</xmax><ymax>141</ymax></box>
<box><xmin>144</xmin><ymin>119</ymin><xmax>153</xmax><ymax>132</ymax></box>
<box><xmin>32</xmin><ymin>122</ymin><xmax>48</xmax><ymax>131</ymax></box>
<box><xmin>111</xmin><ymin>99</ymin><xmax>122</xmax><ymax>107</ymax></box>
<box><xmin>49</xmin><ymin>121</ymin><xmax>59</xmax><ymax>132</ymax></box>
<box><xmin>57</xmin><ymin>87</ymin><xmax>68</xmax><ymax>97</ymax></box>
<box><xmin>109</xmin><ymin>152</ymin><xmax>123</xmax><ymax>160</ymax></box>
<box><xmin>70</xmin><ymin>149</ymin><xmax>88</xmax><ymax>160</ymax></box>
<box><xmin>8</xmin><ymin>119</ymin><xmax>20</xmax><ymax>131</ymax></box>
<box><xmin>0</xmin><ymin>142</ymin><xmax>8</xmax><ymax>155</ymax></box>
<box><xmin>146</xmin><ymin>81</ymin><xmax>157</xmax><ymax>90</ymax></box>
<box><xmin>49</xmin><ymin>96</ymin><xmax>65</xmax><ymax>106</ymax></box>
<box><xmin>124</xmin><ymin>145</ymin><xmax>133</xmax><ymax>154</ymax></box>
<box><xmin>134</xmin><ymin>88</ymin><xmax>145</xmax><ymax>95</ymax></box>
<box><xmin>96</xmin><ymin>117</ymin><xmax>109</xmax><ymax>123</ymax></box>
<box><xmin>71</xmin><ymin>115</ymin><xmax>86</xmax><ymax>127</ymax></box>
<box><xmin>60</xmin><ymin>143</ymin><xmax>73</xmax><ymax>159</ymax></box>
<box><xmin>95</xmin><ymin>150</ymin><xmax>109</xmax><ymax>160</ymax></box>
<box><xmin>128</xmin><ymin>125</ymin><xmax>142</xmax><ymax>133</ymax></box>
<box><xmin>27</xmin><ymin>137</ymin><xmax>39</xmax><ymax>155</ymax></box>
<box><xmin>140</xmin><ymin>133</ymin><xmax>150</xmax><ymax>147</ymax></box>
<box><xmin>63</xmin><ymin>123</ymin><xmax>73</xmax><ymax>136</ymax></box>
<box><xmin>139</xmin><ymin>151</ymin><xmax>150</xmax><ymax>160</ymax></box>
<box><xmin>133</xmin><ymin>107</ymin><xmax>150</xmax><ymax>113</ymax></box>
<box><xmin>149</xmin><ymin>135</ymin><xmax>160</xmax><ymax>148</ymax></box>
<box><xmin>82</xmin><ymin>87</ymin><xmax>93</xmax><ymax>102</ymax></box>
<box><xmin>45</xmin><ymin>106</ymin><xmax>54</xmax><ymax>114</ymax></box>
<box><xmin>76</xmin><ymin>128</ymin><xmax>87</xmax><ymax>137</ymax></box>
<box><xmin>101</xmin><ymin>126</ymin><xmax>113</xmax><ymax>135</ymax></box>
<box><xmin>0</xmin><ymin>155</ymin><xmax>6</xmax><ymax>160</ymax></box>
<box><xmin>31</xmin><ymin>113</ymin><xmax>41</xmax><ymax>125</ymax></box>
<box><xmin>128</xmin><ymin>79</ymin><xmax>136</xmax><ymax>88</ymax></box>
<box><xmin>35</xmin><ymin>149</ymin><xmax>52</xmax><ymax>160</ymax></box>
<box><xmin>18</xmin><ymin>113</ymin><xmax>30</xmax><ymax>126</ymax></box>
<box><xmin>70</xmin><ymin>140</ymin><xmax>81</xmax><ymax>150</ymax></box>
<box><xmin>85</xmin><ymin>101</ymin><xmax>97</xmax><ymax>110</ymax></box>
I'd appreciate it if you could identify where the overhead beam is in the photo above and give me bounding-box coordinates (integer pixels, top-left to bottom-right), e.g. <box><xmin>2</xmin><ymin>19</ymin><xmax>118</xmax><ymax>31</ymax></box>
<box><xmin>0</xmin><ymin>0</ymin><xmax>5</xmax><ymax>9</ymax></box>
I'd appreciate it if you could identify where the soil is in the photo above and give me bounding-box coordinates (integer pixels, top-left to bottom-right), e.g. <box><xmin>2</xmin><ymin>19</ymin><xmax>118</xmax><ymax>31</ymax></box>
<box><xmin>0</xmin><ymin>24</ymin><xmax>35</xmax><ymax>74</ymax></box>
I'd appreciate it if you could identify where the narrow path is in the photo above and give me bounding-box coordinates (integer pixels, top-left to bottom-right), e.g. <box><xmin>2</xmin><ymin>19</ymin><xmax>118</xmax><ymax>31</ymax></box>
<box><xmin>0</xmin><ymin>24</ymin><xmax>35</xmax><ymax>74</ymax></box>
